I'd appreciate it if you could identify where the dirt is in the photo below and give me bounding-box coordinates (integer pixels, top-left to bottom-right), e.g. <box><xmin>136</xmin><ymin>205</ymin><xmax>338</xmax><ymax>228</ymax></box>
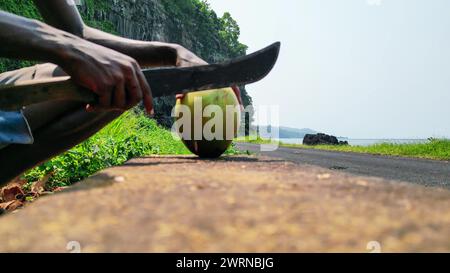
<box><xmin>0</xmin><ymin>155</ymin><xmax>449</xmax><ymax>252</ymax></box>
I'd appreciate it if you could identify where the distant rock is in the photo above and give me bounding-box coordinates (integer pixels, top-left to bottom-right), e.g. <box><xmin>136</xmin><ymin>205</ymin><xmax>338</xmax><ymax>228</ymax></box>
<box><xmin>303</xmin><ymin>133</ymin><xmax>348</xmax><ymax>146</ymax></box>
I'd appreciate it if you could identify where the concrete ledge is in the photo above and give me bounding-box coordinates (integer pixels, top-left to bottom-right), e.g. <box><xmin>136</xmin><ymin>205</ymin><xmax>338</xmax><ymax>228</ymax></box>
<box><xmin>0</xmin><ymin>155</ymin><xmax>449</xmax><ymax>252</ymax></box>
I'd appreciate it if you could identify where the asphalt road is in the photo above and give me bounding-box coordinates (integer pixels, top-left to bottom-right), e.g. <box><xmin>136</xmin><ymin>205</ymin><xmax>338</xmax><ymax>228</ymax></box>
<box><xmin>236</xmin><ymin>143</ymin><xmax>450</xmax><ymax>188</ymax></box>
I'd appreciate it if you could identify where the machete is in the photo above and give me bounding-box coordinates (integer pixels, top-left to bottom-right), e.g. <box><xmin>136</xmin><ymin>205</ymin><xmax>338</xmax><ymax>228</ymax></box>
<box><xmin>0</xmin><ymin>42</ymin><xmax>280</xmax><ymax>111</ymax></box>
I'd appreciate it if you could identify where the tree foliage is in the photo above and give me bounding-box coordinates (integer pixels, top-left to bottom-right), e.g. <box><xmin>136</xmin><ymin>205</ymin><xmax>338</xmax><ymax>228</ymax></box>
<box><xmin>161</xmin><ymin>0</ymin><xmax>247</xmax><ymax>60</ymax></box>
<box><xmin>0</xmin><ymin>0</ymin><xmax>41</xmax><ymax>72</ymax></box>
<box><xmin>219</xmin><ymin>12</ymin><xmax>248</xmax><ymax>57</ymax></box>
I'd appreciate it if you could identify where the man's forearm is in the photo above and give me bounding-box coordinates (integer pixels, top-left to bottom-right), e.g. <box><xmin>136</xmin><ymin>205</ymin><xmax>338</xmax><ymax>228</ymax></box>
<box><xmin>0</xmin><ymin>11</ymin><xmax>79</xmax><ymax>67</ymax></box>
<box><xmin>83</xmin><ymin>26</ymin><xmax>178</xmax><ymax>67</ymax></box>
<box><xmin>33</xmin><ymin>0</ymin><xmax>179</xmax><ymax>67</ymax></box>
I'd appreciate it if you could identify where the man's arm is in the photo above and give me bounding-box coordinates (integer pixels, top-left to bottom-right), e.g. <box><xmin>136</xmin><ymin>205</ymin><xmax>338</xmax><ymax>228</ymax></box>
<box><xmin>32</xmin><ymin>0</ymin><xmax>204</xmax><ymax>67</ymax></box>
<box><xmin>0</xmin><ymin>10</ymin><xmax>153</xmax><ymax>113</ymax></box>
<box><xmin>0</xmin><ymin>11</ymin><xmax>69</xmax><ymax>65</ymax></box>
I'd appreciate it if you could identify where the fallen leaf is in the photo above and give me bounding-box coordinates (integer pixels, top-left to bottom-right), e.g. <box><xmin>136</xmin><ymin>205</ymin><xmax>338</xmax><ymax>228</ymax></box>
<box><xmin>1</xmin><ymin>184</ymin><xmax>25</xmax><ymax>202</ymax></box>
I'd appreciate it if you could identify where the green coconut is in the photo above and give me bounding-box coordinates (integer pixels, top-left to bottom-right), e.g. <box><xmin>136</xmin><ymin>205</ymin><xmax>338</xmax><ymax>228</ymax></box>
<box><xmin>174</xmin><ymin>88</ymin><xmax>240</xmax><ymax>158</ymax></box>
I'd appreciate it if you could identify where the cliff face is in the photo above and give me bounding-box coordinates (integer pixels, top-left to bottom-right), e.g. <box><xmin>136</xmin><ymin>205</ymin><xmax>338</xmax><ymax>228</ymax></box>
<box><xmin>79</xmin><ymin>0</ymin><xmax>252</xmax><ymax>127</ymax></box>
<box><xmin>82</xmin><ymin>0</ymin><xmax>237</xmax><ymax>62</ymax></box>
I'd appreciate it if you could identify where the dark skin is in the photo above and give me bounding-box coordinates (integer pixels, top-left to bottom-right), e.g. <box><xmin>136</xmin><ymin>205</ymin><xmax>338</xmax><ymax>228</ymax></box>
<box><xmin>0</xmin><ymin>0</ymin><xmax>242</xmax><ymax>185</ymax></box>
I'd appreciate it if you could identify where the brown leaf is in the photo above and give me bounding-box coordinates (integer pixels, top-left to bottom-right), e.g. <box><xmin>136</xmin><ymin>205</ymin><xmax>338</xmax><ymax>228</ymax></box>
<box><xmin>0</xmin><ymin>200</ymin><xmax>23</xmax><ymax>212</ymax></box>
<box><xmin>31</xmin><ymin>172</ymin><xmax>53</xmax><ymax>194</ymax></box>
<box><xmin>1</xmin><ymin>184</ymin><xmax>25</xmax><ymax>202</ymax></box>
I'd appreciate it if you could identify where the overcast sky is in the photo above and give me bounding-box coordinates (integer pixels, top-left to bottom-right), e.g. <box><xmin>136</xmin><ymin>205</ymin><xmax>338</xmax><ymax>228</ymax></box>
<box><xmin>208</xmin><ymin>0</ymin><xmax>450</xmax><ymax>139</ymax></box>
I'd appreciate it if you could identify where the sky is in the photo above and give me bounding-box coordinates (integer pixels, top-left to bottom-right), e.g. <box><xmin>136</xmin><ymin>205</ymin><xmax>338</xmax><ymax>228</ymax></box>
<box><xmin>208</xmin><ymin>0</ymin><xmax>450</xmax><ymax>139</ymax></box>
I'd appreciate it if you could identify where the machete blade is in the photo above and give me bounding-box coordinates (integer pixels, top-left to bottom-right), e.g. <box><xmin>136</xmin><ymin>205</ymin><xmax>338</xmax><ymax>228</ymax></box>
<box><xmin>0</xmin><ymin>42</ymin><xmax>281</xmax><ymax>112</ymax></box>
<box><xmin>143</xmin><ymin>42</ymin><xmax>281</xmax><ymax>97</ymax></box>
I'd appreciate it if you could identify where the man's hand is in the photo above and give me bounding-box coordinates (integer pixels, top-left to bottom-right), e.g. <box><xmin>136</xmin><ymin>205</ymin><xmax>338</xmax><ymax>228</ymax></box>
<box><xmin>174</xmin><ymin>44</ymin><xmax>208</xmax><ymax>67</ymax></box>
<box><xmin>60</xmin><ymin>39</ymin><xmax>153</xmax><ymax>114</ymax></box>
<box><xmin>173</xmin><ymin>45</ymin><xmax>243</xmax><ymax>106</ymax></box>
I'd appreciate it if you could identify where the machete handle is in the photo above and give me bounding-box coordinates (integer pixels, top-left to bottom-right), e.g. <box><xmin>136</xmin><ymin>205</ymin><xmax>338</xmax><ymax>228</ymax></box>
<box><xmin>0</xmin><ymin>76</ymin><xmax>96</xmax><ymax>111</ymax></box>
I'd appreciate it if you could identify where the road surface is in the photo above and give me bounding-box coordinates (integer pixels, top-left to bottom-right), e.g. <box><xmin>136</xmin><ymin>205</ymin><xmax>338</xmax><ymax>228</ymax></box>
<box><xmin>0</xmin><ymin>155</ymin><xmax>449</xmax><ymax>252</ymax></box>
<box><xmin>237</xmin><ymin>143</ymin><xmax>450</xmax><ymax>188</ymax></box>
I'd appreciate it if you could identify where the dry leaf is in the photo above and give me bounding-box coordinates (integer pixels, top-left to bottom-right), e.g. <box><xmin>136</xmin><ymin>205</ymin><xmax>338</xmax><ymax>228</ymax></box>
<box><xmin>0</xmin><ymin>173</ymin><xmax>56</xmax><ymax>214</ymax></box>
<box><xmin>31</xmin><ymin>172</ymin><xmax>53</xmax><ymax>194</ymax></box>
<box><xmin>1</xmin><ymin>184</ymin><xmax>25</xmax><ymax>202</ymax></box>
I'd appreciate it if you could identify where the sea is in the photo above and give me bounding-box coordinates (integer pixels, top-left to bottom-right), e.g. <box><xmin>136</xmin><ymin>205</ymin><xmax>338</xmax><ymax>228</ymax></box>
<box><xmin>277</xmin><ymin>138</ymin><xmax>429</xmax><ymax>147</ymax></box>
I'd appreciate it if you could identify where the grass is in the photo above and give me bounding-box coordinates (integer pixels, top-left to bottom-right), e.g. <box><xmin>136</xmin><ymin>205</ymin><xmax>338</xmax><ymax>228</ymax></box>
<box><xmin>24</xmin><ymin>110</ymin><xmax>187</xmax><ymax>188</ymax></box>
<box><xmin>235</xmin><ymin>136</ymin><xmax>277</xmax><ymax>145</ymax></box>
<box><xmin>23</xmin><ymin>109</ymin><xmax>239</xmax><ymax>189</ymax></box>
<box><xmin>235</xmin><ymin>136</ymin><xmax>450</xmax><ymax>161</ymax></box>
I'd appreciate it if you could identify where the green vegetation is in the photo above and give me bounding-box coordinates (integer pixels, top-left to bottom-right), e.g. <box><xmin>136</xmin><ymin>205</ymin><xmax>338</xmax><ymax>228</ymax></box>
<box><xmin>235</xmin><ymin>137</ymin><xmax>450</xmax><ymax>161</ymax></box>
<box><xmin>24</xmin><ymin>110</ymin><xmax>189</xmax><ymax>188</ymax></box>
<box><xmin>292</xmin><ymin>139</ymin><xmax>450</xmax><ymax>161</ymax></box>
<box><xmin>235</xmin><ymin>136</ymin><xmax>277</xmax><ymax>145</ymax></box>
<box><xmin>79</xmin><ymin>0</ymin><xmax>116</xmax><ymax>34</ymax></box>
<box><xmin>219</xmin><ymin>12</ymin><xmax>248</xmax><ymax>57</ymax></box>
<box><xmin>0</xmin><ymin>0</ymin><xmax>41</xmax><ymax>72</ymax></box>
<box><xmin>0</xmin><ymin>0</ymin><xmax>41</xmax><ymax>20</ymax></box>
<box><xmin>161</xmin><ymin>0</ymin><xmax>248</xmax><ymax>59</ymax></box>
